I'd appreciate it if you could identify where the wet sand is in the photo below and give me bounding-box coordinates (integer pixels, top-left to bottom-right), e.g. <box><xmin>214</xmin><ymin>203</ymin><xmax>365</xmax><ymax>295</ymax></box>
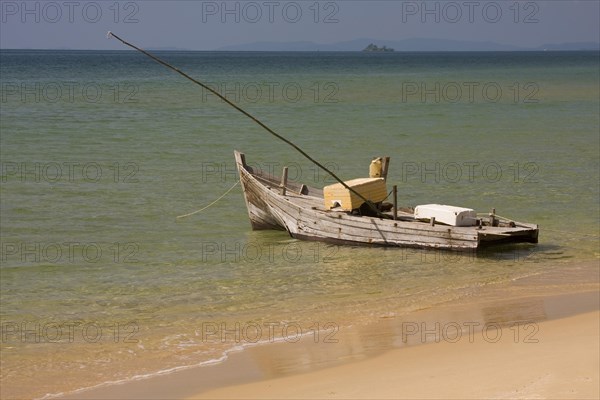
<box><xmin>59</xmin><ymin>269</ymin><xmax>599</xmax><ymax>400</ymax></box>
<box><xmin>193</xmin><ymin>310</ymin><xmax>599</xmax><ymax>400</ymax></box>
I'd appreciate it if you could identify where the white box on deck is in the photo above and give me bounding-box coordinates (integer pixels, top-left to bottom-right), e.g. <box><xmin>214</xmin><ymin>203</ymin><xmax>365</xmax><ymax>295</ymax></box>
<box><xmin>414</xmin><ymin>204</ymin><xmax>477</xmax><ymax>227</ymax></box>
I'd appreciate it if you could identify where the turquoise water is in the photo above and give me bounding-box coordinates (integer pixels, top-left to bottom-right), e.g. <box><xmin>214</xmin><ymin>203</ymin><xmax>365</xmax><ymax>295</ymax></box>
<box><xmin>1</xmin><ymin>50</ymin><xmax>599</xmax><ymax>399</ymax></box>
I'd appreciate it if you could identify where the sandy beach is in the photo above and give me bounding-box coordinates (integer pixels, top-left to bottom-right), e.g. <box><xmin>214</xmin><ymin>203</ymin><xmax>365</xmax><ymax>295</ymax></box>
<box><xmin>59</xmin><ymin>277</ymin><xmax>599</xmax><ymax>400</ymax></box>
<box><xmin>194</xmin><ymin>309</ymin><xmax>599</xmax><ymax>400</ymax></box>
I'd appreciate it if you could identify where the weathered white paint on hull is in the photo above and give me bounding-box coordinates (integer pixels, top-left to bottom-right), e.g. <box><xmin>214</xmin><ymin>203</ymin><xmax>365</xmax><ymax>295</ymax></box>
<box><xmin>235</xmin><ymin>151</ymin><xmax>539</xmax><ymax>251</ymax></box>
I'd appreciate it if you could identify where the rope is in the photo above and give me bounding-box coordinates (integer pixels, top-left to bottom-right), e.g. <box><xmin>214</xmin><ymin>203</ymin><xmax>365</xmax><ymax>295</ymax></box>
<box><xmin>477</xmin><ymin>212</ymin><xmax>514</xmax><ymax>221</ymax></box>
<box><xmin>382</xmin><ymin>188</ymin><xmax>394</xmax><ymax>202</ymax></box>
<box><xmin>107</xmin><ymin>31</ymin><xmax>384</xmax><ymax>218</ymax></box>
<box><xmin>176</xmin><ymin>180</ymin><xmax>240</xmax><ymax>219</ymax></box>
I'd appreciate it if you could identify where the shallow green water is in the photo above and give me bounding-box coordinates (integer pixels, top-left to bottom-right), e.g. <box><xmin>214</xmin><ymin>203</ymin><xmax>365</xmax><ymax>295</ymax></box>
<box><xmin>1</xmin><ymin>50</ymin><xmax>598</xmax><ymax>399</ymax></box>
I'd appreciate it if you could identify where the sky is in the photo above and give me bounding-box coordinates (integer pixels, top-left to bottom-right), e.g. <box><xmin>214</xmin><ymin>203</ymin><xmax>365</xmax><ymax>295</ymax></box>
<box><xmin>1</xmin><ymin>0</ymin><xmax>599</xmax><ymax>50</ymax></box>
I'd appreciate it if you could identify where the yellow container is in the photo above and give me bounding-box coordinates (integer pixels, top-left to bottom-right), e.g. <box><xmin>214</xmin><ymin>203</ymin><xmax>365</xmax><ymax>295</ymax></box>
<box><xmin>324</xmin><ymin>178</ymin><xmax>387</xmax><ymax>211</ymax></box>
<box><xmin>369</xmin><ymin>157</ymin><xmax>382</xmax><ymax>178</ymax></box>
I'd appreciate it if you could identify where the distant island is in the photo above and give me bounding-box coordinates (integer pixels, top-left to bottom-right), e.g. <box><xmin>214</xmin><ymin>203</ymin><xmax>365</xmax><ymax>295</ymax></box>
<box><xmin>214</xmin><ymin>38</ymin><xmax>600</xmax><ymax>52</ymax></box>
<box><xmin>362</xmin><ymin>43</ymin><xmax>394</xmax><ymax>52</ymax></box>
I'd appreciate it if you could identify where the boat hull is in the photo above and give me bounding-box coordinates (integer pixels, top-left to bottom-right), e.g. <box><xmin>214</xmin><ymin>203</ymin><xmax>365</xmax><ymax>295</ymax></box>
<box><xmin>235</xmin><ymin>151</ymin><xmax>539</xmax><ymax>251</ymax></box>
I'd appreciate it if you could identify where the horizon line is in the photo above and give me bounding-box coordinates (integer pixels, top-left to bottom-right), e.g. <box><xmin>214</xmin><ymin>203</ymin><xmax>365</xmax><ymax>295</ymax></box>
<box><xmin>2</xmin><ymin>48</ymin><xmax>599</xmax><ymax>52</ymax></box>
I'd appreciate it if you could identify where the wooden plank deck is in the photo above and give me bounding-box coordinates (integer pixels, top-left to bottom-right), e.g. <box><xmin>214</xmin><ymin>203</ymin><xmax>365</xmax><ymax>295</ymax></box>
<box><xmin>234</xmin><ymin>151</ymin><xmax>538</xmax><ymax>250</ymax></box>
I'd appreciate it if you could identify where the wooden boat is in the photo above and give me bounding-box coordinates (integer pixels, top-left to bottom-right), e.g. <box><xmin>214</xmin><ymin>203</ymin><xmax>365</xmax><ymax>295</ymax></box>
<box><xmin>235</xmin><ymin>151</ymin><xmax>539</xmax><ymax>251</ymax></box>
<box><xmin>106</xmin><ymin>35</ymin><xmax>538</xmax><ymax>251</ymax></box>
<box><xmin>105</xmin><ymin>35</ymin><xmax>539</xmax><ymax>251</ymax></box>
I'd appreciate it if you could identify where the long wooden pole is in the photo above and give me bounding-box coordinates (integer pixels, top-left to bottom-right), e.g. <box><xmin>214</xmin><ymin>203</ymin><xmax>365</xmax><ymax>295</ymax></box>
<box><xmin>107</xmin><ymin>32</ymin><xmax>382</xmax><ymax>216</ymax></box>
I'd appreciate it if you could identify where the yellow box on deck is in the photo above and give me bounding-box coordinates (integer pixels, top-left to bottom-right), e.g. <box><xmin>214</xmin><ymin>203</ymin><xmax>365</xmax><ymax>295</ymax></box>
<box><xmin>323</xmin><ymin>178</ymin><xmax>387</xmax><ymax>211</ymax></box>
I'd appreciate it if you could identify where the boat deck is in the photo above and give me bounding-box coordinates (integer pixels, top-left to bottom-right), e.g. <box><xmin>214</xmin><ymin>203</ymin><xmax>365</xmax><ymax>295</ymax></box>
<box><xmin>236</xmin><ymin>151</ymin><xmax>539</xmax><ymax>250</ymax></box>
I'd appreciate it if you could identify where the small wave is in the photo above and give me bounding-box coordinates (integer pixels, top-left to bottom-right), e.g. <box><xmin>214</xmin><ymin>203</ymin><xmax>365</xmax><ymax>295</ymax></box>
<box><xmin>37</xmin><ymin>353</ymin><xmax>231</xmax><ymax>400</ymax></box>
<box><xmin>37</xmin><ymin>326</ymin><xmax>329</xmax><ymax>400</ymax></box>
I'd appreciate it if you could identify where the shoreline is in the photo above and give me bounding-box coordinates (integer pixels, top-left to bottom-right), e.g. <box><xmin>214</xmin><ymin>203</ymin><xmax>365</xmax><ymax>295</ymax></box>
<box><xmin>57</xmin><ymin>263</ymin><xmax>599</xmax><ymax>400</ymax></box>
<box><xmin>193</xmin><ymin>309</ymin><xmax>599</xmax><ymax>400</ymax></box>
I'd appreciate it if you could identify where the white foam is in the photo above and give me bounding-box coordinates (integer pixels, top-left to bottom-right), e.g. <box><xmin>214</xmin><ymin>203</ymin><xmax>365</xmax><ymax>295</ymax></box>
<box><xmin>37</xmin><ymin>327</ymin><xmax>327</xmax><ymax>400</ymax></box>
